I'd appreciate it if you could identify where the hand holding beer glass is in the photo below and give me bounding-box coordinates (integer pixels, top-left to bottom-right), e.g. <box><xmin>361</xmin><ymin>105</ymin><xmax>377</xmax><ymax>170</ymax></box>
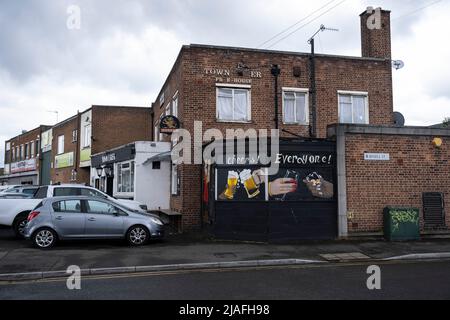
<box><xmin>239</xmin><ymin>169</ymin><xmax>261</xmax><ymax>198</ymax></box>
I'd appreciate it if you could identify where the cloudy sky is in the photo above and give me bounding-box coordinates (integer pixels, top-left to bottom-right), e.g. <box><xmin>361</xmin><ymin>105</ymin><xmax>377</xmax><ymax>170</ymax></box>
<box><xmin>1</xmin><ymin>0</ymin><xmax>449</xmax><ymax>166</ymax></box>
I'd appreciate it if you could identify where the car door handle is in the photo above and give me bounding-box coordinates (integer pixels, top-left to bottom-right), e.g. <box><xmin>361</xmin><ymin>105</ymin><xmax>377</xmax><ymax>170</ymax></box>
<box><xmin>88</xmin><ymin>217</ymin><xmax>96</xmax><ymax>221</ymax></box>
<box><xmin>55</xmin><ymin>216</ymin><xmax>63</xmax><ymax>220</ymax></box>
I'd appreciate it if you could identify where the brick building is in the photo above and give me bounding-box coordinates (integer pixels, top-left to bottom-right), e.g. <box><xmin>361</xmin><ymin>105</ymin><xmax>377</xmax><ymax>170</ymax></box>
<box><xmin>151</xmin><ymin>8</ymin><xmax>397</xmax><ymax>235</ymax></box>
<box><xmin>1</xmin><ymin>125</ymin><xmax>51</xmax><ymax>185</ymax></box>
<box><xmin>51</xmin><ymin>105</ymin><xmax>152</xmax><ymax>185</ymax></box>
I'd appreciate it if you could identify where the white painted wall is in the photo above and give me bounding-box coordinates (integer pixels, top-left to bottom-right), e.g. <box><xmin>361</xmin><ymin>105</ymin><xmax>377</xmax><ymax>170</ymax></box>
<box><xmin>134</xmin><ymin>141</ymin><xmax>171</xmax><ymax>210</ymax></box>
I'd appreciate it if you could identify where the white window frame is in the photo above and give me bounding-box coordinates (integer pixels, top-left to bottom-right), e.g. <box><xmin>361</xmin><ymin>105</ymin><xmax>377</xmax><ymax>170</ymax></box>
<box><xmin>72</xmin><ymin>129</ymin><xmax>77</xmax><ymax>143</ymax></box>
<box><xmin>337</xmin><ymin>90</ymin><xmax>369</xmax><ymax>124</ymax></box>
<box><xmin>165</xmin><ymin>103</ymin><xmax>170</xmax><ymax>116</ymax></box>
<box><xmin>115</xmin><ymin>160</ymin><xmax>135</xmax><ymax>196</ymax></box>
<box><xmin>83</xmin><ymin>124</ymin><xmax>91</xmax><ymax>148</ymax></box>
<box><xmin>216</xmin><ymin>84</ymin><xmax>251</xmax><ymax>123</ymax></box>
<box><xmin>57</xmin><ymin>135</ymin><xmax>64</xmax><ymax>155</ymax></box>
<box><xmin>282</xmin><ymin>87</ymin><xmax>309</xmax><ymax>125</ymax></box>
<box><xmin>30</xmin><ymin>141</ymin><xmax>35</xmax><ymax>158</ymax></box>
<box><xmin>172</xmin><ymin>91</ymin><xmax>178</xmax><ymax>118</ymax></box>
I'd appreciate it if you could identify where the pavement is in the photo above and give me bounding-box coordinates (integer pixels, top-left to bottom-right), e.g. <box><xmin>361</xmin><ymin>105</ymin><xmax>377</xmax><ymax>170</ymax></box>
<box><xmin>1</xmin><ymin>227</ymin><xmax>450</xmax><ymax>280</ymax></box>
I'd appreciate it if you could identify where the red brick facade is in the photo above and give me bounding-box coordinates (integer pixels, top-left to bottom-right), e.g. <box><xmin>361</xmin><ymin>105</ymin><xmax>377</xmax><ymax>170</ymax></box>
<box><xmin>91</xmin><ymin>105</ymin><xmax>152</xmax><ymax>155</ymax></box>
<box><xmin>152</xmin><ymin>9</ymin><xmax>394</xmax><ymax>231</ymax></box>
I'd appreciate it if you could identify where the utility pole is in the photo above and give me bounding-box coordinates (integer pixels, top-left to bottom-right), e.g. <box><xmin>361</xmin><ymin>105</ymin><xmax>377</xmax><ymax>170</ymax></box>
<box><xmin>308</xmin><ymin>25</ymin><xmax>338</xmax><ymax>138</ymax></box>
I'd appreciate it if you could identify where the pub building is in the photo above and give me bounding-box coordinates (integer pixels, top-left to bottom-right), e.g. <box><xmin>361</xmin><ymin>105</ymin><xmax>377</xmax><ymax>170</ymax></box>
<box><xmin>150</xmin><ymin>7</ymin><xmax>450</xmax><ymax>240</ymax></box>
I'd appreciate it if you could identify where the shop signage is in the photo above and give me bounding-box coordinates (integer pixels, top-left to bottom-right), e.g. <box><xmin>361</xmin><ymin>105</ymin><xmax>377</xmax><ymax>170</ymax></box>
<box><xmin>364</xmin><ymin>153</ymin><xmax>390</xmax><ymax>161</ymax></box>
<box><xmin>91</xmin><ymin>144</ymin><xmax>135</xmax><ymax>167</ymax></box>
<box><xmin>11</xmin><ymin>158</ymin><xmax>37</xmax><ymax>174</ymax></box>
<box><xmin>80</xmin><ymin>148</ymin><xmax>91</xmax><ymax>163</ymax></box>
<box><xmin>160</xmin><ymin>115</ymin><xmax>181</xmax><ymax>134</ymax></box>
<box><xmin>55</xmin><ymin>152</ymin><xmax>74</xmax><ymax>169</ymax></box>
<box><xmin>204</xmin><ymin>67</ymin><xmax>262</xmax><ymax>85</ymax></box>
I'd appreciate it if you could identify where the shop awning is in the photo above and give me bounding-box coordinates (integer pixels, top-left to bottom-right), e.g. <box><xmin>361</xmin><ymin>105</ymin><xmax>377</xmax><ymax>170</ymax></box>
<box><xmin>142</xmin><ymin>151</ymin><xmax>172</xmax><ymax>165</ymax></box>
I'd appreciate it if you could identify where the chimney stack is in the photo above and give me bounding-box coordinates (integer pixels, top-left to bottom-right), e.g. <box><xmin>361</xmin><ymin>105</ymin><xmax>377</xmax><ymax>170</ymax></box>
<box><xmin>360</xmin><ymin>7</ymin><xmax>391</xmax><ymax>59</ymax></box>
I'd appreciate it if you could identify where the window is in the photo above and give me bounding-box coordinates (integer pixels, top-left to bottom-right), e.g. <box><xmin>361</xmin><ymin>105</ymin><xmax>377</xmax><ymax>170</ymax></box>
<box><xmin>152</xmin><ymin>161</ymin><xmax>161</xmax><ymax>170</ymax></box>
<box><xmin>159</xmin><ymin>92</ymin><xmax>165</xmax><ymax>106</ymax></box>
<box><xmin>22</xmin><ymin>188</ymin><xmax>37</xmax><ymax>195</ymax></box>
<box><xmin>35</xmin><ymin>139</ymin><xmax>39</xmax><ymax>156</ymax></box>
<box><xmin>86</xmin><ymin>200</ymin><xmax>123</xmax><ymax>215</ymax></box>
<box><xmin>72</xmin><ymin>130</ymin><xmax>77</xmax><ymax>143</ymax></box>
<box><xmin>30</xmin><ymin>141</ymin><xmax>35</xmax><ymax>158</ymax></box>
<box><xmin>34</xmin><ymin>186</ymin><xmax>48</xmax><ymax>199</ymax></box>
<box><xmin>57</xmin><ymin>135</ymin><xmax>64</xmax><ymax>154</ymax></box>
<box><xmin>216</xmin><ymin>87</ymin><xmax>250</xmax><ymax>122</ymax></box>
<box><xmin>338</xmin><ymin>92</ymin><xmax>369</xmax><ymax>124</ymax></box>
<box><xmin>20</xmin><ymin>145</ymin><xmax>24</xmax><ymax>160</ymax></box>
<box><xmin>70</xmin><ymin>169</ymin><xmax>77</xmax><ymax>181</ymax></box>
<box><xmin>117</xmin><ymin>161</ymin><xmax>135</xmax><ymax>193</ymax></box>
<box><xmin>53</xmin><ymin>187</ymin><xmax>81</xmax><ymax>197</ymax></box>
<box><xmin>283</xmin><ymin>89</ymin><xmax>309</xmax><ymax>124</ymax></box>
<box><xmin>172</xmin><ymin>93</ymin><xmax>178</xmax><ymax>117</ymax></box>
<box><xmin>83</xmin><ymin>125</ymin><xmax>91</xmax><ymax>148</ymax></box>
<box><xmin>52</xmin><ymin>200</ymin><xmax>82</xmax><ymax>213</ymax></box>
<box><xmin>165</xmin><ymin>104</ymin><xmax>170</xmax><ymax>116</ymax></box>
<box><xmin>171</xmin><ymin>164</ymin><xmax>179</xmax><ymax>195</ymax></box>
<box><xmin>11</xmin><ymin>148</ymin><xmax>15</xmax><ymax>162</ymax></box>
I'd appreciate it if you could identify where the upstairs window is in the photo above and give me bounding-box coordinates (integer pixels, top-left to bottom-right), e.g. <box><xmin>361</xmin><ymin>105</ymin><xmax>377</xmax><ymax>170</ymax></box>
<box><xmin>172</xmin><ymin>93</ymin><xmax>178</xmax><ymax>117</ymax></box>
<box><xmin>83</xmin><ymin>125</ymin><xmax>91</xmax><ymax>148</ymax></box>
<box><xmin>338</xmin><ymin>92</ymin><xmax>369</xmax><ymax>124</ymax></box>
<box><xmin>216</xmin><ymin>86</ymin><xmax>251</xmax><ymax>122</ymax></box>
<box><xmin>57</xmin><ymin>135</ymin><xmax>64</xmax><ymax>155</ymax></box>
<box><xmin>282</xmin><ymin>89</ymin><xmax>309</xmax><ymax>124</ymax></box>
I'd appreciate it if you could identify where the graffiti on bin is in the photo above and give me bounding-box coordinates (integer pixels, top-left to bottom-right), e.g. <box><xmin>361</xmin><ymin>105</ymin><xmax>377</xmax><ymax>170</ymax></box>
<box><xmin>390</xmin><ymin>209</ymin><xmax>419</xmax><ymax>232</ymax></box>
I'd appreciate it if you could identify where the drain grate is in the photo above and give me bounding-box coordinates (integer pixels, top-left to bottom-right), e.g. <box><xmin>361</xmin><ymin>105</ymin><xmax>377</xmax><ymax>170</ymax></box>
<box><xmin>319</xmin><ymin>252</ymin><xmax>370</xmax><ymax>261</ymax></box>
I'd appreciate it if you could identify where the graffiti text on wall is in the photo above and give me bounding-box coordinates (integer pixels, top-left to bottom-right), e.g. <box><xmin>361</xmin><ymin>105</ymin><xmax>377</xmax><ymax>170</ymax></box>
<box><xmin>275</xmin><ymin>153</ymin><xmax>333</xmax><ymax>165</ymax></box>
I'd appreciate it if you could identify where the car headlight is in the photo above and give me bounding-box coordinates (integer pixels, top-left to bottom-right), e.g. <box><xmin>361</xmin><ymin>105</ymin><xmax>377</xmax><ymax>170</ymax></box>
<box><xmin>149</xmin><ymin>217</ymin><xmax>163</xmax><ymax>226</ymax></box>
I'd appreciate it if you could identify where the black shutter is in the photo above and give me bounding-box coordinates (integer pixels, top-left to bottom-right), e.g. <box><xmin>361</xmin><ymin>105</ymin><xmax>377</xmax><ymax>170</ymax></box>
<box><xmin>423</xmin><ymin>192</ymin><xmax>445</xmax><ymax>227</ymax></box>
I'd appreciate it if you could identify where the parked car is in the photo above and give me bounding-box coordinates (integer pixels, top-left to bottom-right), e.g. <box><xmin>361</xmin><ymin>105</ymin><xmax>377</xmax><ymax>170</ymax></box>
<box><xmin>24</xmin><ymin>196</ymin><xmax>164</xmax><ymax>249</ymax></box>
<box><xmin>0</xmin><ymin>185</ymin><xmax>21</xmax><ymax>193</ymax></box>
<box><xmin>0</xmin><ymin>186</ymin><xmax>39</xmax><ymax>197</ymax></box>
<box><xmin>0</xmin><ymin>193</ymin><xmax>34</xmax><ymax>199</ymax></box>
<box><xmin>0</xmin><ymin>184</ymin><xmax>149</xmax><ymax>238</ymax></box>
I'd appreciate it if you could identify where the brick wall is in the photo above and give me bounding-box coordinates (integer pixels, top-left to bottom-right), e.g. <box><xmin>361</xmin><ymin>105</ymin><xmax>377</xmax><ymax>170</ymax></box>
<box><xmin>345</xmin><ymin>133</ymin><xmax>450</xmax><ymax>233</ymax></box>
<box><xmin>152</xmin><ymin>8</ymin><xmax>394</xmax><ymax>230</ymax></box>
<box><xmin>91</xmin><ymin>105</ymin><xmax>152</xmax><ymax>155</ymax></box>
<box><xmin>51</xmin><ymin>116</ymin><xmax>83</xmax><ymax>184</ymax></box>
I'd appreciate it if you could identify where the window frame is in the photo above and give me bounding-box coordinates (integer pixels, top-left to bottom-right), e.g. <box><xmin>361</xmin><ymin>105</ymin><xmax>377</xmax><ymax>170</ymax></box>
<box><xmin>116</xmin><ymin>160</ymin><xmax>135</xmax><ymax>196</ymax></box>
<box><xmin>216</xmin><ymin>84</ymin><xmax>251</xmax><ymax>123</ymax></box>
<box><xmin>83</xmin><ymin>124</ymin><xmax>91</xmax><ymax>148</ymax></box>
<box><xmin>281</xmin><ymin>87</ymin><xmax>309</xmax><ymax>125</ymax></box>
<box><xmin>57</xmin><ymin>135</ymin><xmax>65</xmax><ymax>155</ymax></box>
<box><xmin>172</xmin><ymin>91</ymin><xmax>178</xmax><ymax>118</ymax></box>
<box><xmin>337</xmin><ymin>90</ymin><xmax>369</xmax><ymax>124</ymax></box>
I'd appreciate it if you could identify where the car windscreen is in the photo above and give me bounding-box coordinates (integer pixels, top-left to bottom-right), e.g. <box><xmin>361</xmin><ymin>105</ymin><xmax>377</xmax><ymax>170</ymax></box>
<box><xmin>34</xmin><ymin>186</ymin><xmax>48</xmax><ymax>199</ymax></box>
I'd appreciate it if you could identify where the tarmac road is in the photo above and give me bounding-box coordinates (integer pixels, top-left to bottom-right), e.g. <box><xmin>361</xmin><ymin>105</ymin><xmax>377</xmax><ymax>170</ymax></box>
<box><xmin>1</xmin><ymin>260</ymin><xmax>449</xmax><ymax>300</ymax></box>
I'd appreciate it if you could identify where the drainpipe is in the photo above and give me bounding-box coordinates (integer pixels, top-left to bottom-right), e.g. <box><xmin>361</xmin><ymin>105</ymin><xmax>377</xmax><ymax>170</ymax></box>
<box><xmin>271</xmin><ymin>65</ymin><xmax>281</xmax><ymax>130</ymax></box>
<box><xmin>75</xmin><ymin>111</ymin><xmax>81</xmax><ymax>182</ymax></box>
<box><xmin>309</xmin><ymin>38</ymin><xmax>317</xmax><ymax>138</ymax></box>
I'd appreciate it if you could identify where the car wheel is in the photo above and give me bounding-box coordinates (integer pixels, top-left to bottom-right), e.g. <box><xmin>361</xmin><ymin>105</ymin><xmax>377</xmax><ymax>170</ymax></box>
<box><xmin>126</xmin><ymin>225</ymin><xmax>149</xmax><ymax>246</ymax></box>
<box><xmin>32</xmin><ymin>228</ymin><xmax>57</xmax><ymax>249</ymax></box>
<box><xmin>13</xmin><ymin>215</ymin><xmax>28</xmax><ymax>239</ymax></box>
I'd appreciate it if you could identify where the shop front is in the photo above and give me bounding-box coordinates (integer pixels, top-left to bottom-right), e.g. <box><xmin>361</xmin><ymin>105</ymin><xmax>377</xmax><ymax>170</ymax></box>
<box><xmin>91</xmin><ymin>141</ymin><xmax>171</xmax><ymax>210</ymax></box>
<box><xmin>5</xmin><ymin>158</ymin><xmax>39</xmax><ymax>185</ymax></box>
<box><xmin>204</xmin><ymin>138</ymin><xmax>337</xmax><ymax>242</ymax></box>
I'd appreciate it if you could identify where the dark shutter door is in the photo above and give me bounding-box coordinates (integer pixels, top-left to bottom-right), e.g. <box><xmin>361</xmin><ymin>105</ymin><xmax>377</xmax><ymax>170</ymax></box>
<box><xmin>423</xmin><ymin>192</ymin><xmax>445</xmax><ymax>227</ymax></box>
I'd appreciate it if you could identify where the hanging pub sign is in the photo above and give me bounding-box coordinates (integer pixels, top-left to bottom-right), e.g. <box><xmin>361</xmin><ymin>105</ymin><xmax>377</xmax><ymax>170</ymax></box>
<box><xmin>160</xmin><ymin>115</ymin><xmax>181</xmax><ymax>134</ymax></box>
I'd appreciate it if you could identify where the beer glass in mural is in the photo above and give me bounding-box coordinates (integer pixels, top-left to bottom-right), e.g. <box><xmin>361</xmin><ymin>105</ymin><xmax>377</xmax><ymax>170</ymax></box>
<box><xmin>223</xmin><ymin>171</ymin><xmax>239</xmax><ymax>200</ymax></box>
<box><xmin>240</xmin><ymin>169</ymin><xmax>260</xmax><ymax>198</ymax></box>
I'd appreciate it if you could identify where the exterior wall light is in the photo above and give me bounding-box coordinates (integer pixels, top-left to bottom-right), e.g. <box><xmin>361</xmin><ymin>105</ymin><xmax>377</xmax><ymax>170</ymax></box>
<box><xmin>432</xmin><ymin>137</ymin><xmax>443</xmax><ymax>148</ymax></box>
<box><xmin>96</xmin><ymin>167</ymin><xmax>103</xmax><ymax>177</ymax></box>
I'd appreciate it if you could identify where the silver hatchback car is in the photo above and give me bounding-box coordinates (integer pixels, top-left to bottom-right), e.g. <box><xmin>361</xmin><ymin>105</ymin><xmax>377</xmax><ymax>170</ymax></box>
<box><xmin>24</xmin><ymin>196</ymin><xmax>165</xmax><ymax>249</ymax></box>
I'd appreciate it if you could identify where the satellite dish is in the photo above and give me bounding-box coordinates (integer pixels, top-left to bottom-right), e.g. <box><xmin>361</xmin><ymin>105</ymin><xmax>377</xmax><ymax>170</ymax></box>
<box><xmin>392</xmin><ymin>60</ymin><xmax>405</xmax><ymax>70</ymax></box>
<box><xmin>393</xmin><ymin>111</ymin><xmax>405</xmax><ymax>127</ymax></box>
